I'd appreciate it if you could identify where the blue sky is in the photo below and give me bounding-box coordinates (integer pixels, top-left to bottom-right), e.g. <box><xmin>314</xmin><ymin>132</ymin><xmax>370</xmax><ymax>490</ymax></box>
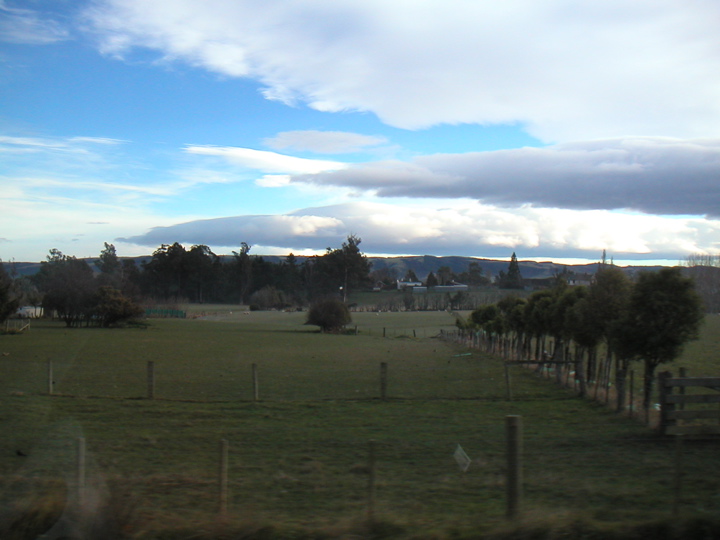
<box><xmin>2</xmin><ymin>0</ymin><xmax>720</xmax><ymax>265</ymax></box>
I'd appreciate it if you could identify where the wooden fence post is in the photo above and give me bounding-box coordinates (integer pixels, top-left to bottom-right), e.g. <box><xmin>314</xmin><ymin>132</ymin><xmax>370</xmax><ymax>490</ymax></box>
<box><xmin>367</xmin><ymin>439</ymin><xmax>376</xmax><ymax>522</ymax></box>
<box><xmin>47</xmin><ymin>360</ymin><xmax>54</xmax><ymax>395</ymax></box>
<box><xmin>506</xmin><ymin>415</ymin><xmax>523</xmax><ymax>520</ymax></box>
<box><xmin>147</xmin><ymin>361</ymin><xmax>155</xmax><ymax>399</ymax></box>
<box><xmin>658</xmin><ymin>371</ymin><xmax>674</xmax><ymax>435</ymax></box>
<box><xmin>380</xmin><ymin>362</ymin><xmax>388</xmax><ymax>401</ymax></box>
<box><xmin>504</xmin><ymin>363</ymin><xmax>512</xmax><ymax>401</ymax></box>
<box><xmin>77</xmin><ymin>437</ymin><xmax>86</xmax><ymax>510</ymax></box>
<box><xmin>629</xmin><ymin>370</ymin><xmax>635</xmax><ymax>417</ymax></box>
<box><xmin>219</xmin><ymin>439</ymin><xmax>229</xmax><ymax>516</ymax></box>
<box><xmin>673</xmin><ymin>434</ymin><xmax>684</xmax><ymax>516</ymax></box>
<box><xmin>678</xmin><ymin>367</ymin><xmax>687</xmax><ymax>411</ymax></box>
<box><xmin>252</xmin><ymin>363</ymin><xmax>259</xmax><ymax>402</ymax></box>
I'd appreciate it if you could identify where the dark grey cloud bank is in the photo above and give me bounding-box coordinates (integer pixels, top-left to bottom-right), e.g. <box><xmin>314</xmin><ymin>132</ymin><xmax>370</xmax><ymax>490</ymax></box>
<box><xmin>121</xmin><ymin>137</ymin><xmax>720</xmax><ymax>260</ymax></box>
<box><xmin>291</xmin><ymin>138</ymin><xmax>720</xmax><ymax>217</ymax></box>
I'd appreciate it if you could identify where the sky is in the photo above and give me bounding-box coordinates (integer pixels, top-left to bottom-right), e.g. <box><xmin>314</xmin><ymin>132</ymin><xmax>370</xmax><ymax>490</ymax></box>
<box><xmin>1</xmin><ymin>0</ymin><xmax>720</xmax><ymax>266</ymax></box>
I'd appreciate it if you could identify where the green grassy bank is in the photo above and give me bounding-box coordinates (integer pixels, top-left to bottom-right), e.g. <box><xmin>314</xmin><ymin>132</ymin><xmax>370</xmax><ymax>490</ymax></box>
<box><xmin>1</xmin><ymin>311</ymin><xmax>719</xmax><ymax>538</ymax></box>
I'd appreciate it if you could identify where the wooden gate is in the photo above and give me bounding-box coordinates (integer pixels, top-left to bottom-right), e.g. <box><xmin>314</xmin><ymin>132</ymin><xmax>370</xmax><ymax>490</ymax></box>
<box><xmin>658</xmin><ymin>372</ymin><xmax>720</xmax><ymax>435</ymax></box>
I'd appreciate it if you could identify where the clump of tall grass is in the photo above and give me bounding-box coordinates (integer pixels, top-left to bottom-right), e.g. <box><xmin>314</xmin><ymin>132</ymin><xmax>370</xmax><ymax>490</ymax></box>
<box><xmin>0</xmin><ymin>478</ymin><xmax>66</xmax><ymax>540</ymax></box>
<box><xmin>0</xmin><ymin>477</ymin><xmax>137</xmax><ymax>540</ymax></box>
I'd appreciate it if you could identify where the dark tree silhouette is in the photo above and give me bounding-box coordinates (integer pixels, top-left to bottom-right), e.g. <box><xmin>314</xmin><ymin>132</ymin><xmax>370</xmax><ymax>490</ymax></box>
<box><xmin>617</xmin><ymin>267</ymin><xmax>703</xmax><ymax>411</ymax></box>
<box><xmin>0</xmin><ymin>261</ymin><xmax>19</xmax><ymax>323</ymax></box>
<box><xmin>498</xmin><ymin>252</ymin><xmax>524</xmax><ymax>289</ymax></box>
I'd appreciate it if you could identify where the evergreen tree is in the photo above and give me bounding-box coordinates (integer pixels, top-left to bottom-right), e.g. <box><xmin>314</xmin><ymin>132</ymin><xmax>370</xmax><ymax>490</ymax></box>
<box><xmin>499</xmin><ymin>252</ymin><xmax>524</xmax><ymax>289</ymax></box>
<box><xmin>437</xmin><ymin>266</ymin><xmax>454</xmax><ymax>285</ymax></box>
<box><xmin>307</xmin><ymin>235</ymin><xmax>371</xmax><ymax>301</ymax></box>
<box><xmin>403</xmin><ymin>269</ymin><xmax>419</xmax><ymax>282</ymax></box>
<box><xmin>617</xmin><ymin>267</ymin><xmax>703</xmax><ymax>411</ymax></box>
<box><xmin>232</xmin><ymin>242</ymin><xmax>253</xmax><ymax>303</ymax></box>
<box><xmin>0</xmin><ymin>261</ymin><xmax>19</xmax><ymax>323</ymax></box>
<box><xmin>35</xmin><ymin>252</ymin><xmax>97</xmax><ymax>327</ymax></box>
<box><xmin>96</xmin><ymin>242</ymin><xmax>121</xmax><ymax>278</ymax></box>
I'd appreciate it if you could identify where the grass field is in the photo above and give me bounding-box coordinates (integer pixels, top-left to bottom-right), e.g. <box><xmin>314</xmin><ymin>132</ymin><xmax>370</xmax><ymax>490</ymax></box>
<box><xmin>1</xmin><ymin>311</ymin><xmax>719</xmax><ymax>539</ymax></box>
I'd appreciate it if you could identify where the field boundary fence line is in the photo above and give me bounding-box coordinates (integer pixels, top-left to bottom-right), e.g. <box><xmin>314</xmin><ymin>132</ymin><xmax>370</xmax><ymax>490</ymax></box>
<box><xmin>27</xmin><ymin>418</ymin><xmax>529</xmax><ymax>525</ymax></box>
<box><xmin>11</xmin><ymin>416</ymin><xmax>714</xmax><ymax>531</ymax></box>
<box><xmin>443</xmin><ymin>329</ymin><xmax>662</xmax><ymax>429</ymax></box>
<box><xmin>33</xmin><ymin>353</ymin><xmax>533</xmax><ymax>403</ymax></box>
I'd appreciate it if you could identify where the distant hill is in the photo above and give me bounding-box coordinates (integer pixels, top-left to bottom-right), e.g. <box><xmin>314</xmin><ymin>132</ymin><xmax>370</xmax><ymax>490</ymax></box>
<box><xmin>6</xmin><ymin>254</ymin><xmax>665</xmax><ymax>280</ymax></box>
<box><xmin>367</xmin><ymin>255</ymin><xmax>569</xmax><ymax>280</ymax></box>
<box><xmin>365</xmin><ymin>255</ymin><xmax>667</xmax><ymax>280</ymax></box>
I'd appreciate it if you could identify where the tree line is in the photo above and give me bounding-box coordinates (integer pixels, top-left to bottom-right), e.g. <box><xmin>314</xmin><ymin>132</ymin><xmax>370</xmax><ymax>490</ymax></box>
<box><xmin>462</xmin><ymin>265</ymin><xmax>704</xmax><ymax>413</ymax></box>
<box><xmin>0</xmin><ymin>236</ymin><xmax>373</xmax><ymax>327</ymax></box>
<box><xmin>136</xmin><ymin>235</ymin><xmax>371</xmax><ymax>306</ymax></box>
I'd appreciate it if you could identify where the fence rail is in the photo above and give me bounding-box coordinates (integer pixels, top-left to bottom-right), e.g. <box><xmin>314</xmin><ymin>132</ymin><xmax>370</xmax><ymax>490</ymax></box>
<box><xmin>4</xmin><ymin>319</ymin><xmax>30</xmax><ymax>333</ymax></box>
<box><xmin>145</xmin><ymin>308</ymin><xmax>186</xmax><ymax>318</ymax></box>
<box><xmin>658</xmin><ymin>373</ymin><xmax>720</xmax><ymax>436</ymax></box>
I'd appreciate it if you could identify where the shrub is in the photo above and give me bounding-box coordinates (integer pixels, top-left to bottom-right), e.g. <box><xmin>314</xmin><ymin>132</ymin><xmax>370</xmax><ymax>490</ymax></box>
<box><xmin>306</xmin><ymin>298</ymin><xmax>351</xmax><ymax>333</ymax></box>
<box><xmin>249</xmin><ymin>286</ymin><xmax>288</xmax><ymax>310</ymax></box>
<box><xmin>94</xmin><ymin>286</ymin><xmax>144</xmax><ymax>328</ymax></box>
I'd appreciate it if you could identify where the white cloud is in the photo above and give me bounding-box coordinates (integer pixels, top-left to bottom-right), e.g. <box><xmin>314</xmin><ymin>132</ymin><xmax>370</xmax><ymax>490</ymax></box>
<box><xmin>85</xmin><ymin>0</ymin><xmax>720</xmax><ymax>141</ymax></box>
<box><xmin>0</xmin><ymin>134</ymin><xmax>239</xmax><ymax>261</ymax></box>
<box><xmin>121</xmin><ymin>213</ymin><xmax>345</xmax><ymax>248</ymax></box>
<box><xmin>10</xmin><ymin>175</ymin><xmax>174</xmax><ymax>198</ymax></box>
<box><xmin>264</xmin><ymin>130</ymin><xmax>388</xmax><ymax>154</ymax></box>
<box><xmin>184</xmin><ymin>145</ymin><xmax>347</xmax><ymax>174</ymax></box>
<box><xmin>68</xmin><ymin>136</ymin><xmax>127</xmax><ymax>145</ymax></box>
<box><xmin>122</xmin><ymin>200</ymin><xmax>720</xmax><ymax>261</ymax></box>
<box><xmin>255</xmin><ymin>174</ymin><xmax>291</xmax><ymax>188</ymax></box>
<box><xmin>0</xmin><ymin>0</ymin><xmax>69</xmax><ymax>44</ymax></box>
<box><xmin>0</xmin><ymin>135</ymin><xmax>84</xmax><ymax>152</ymax></box>
<box><xmin>290</xmin><ymin>137</ymin><xmax>720</xmax><ymax>218</ymax></box>
<box><xmin>0</xmin><ymin>178</ymin><xmax>175</xmax><ymax>260</ymax></box>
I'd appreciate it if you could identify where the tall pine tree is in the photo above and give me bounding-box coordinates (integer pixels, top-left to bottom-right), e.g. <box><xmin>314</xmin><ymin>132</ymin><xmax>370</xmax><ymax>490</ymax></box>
<box><xmin>499</xmin><ymin>252</ymin><xmax>524</xmax><ymax>289</ymax></box>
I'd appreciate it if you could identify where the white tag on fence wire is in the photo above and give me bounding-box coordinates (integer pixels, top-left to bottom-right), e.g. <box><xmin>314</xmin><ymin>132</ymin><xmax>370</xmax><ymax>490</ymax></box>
<box><xmin>454</xmin><ymin>444</ymin><xmax>471</xmax><ymax>472</ymax></box>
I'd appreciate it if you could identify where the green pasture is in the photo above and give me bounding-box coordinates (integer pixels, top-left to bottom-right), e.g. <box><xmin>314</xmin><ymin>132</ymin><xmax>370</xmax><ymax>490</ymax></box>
<box><xmin>0</xmin><ymin>310</ymin><xmax>505</xmax><ymax>402</ymax></box>
<box><xmin>0</xmin><ymin>311</ymin><xmax>719</xmax><ymax>538</ymax></box>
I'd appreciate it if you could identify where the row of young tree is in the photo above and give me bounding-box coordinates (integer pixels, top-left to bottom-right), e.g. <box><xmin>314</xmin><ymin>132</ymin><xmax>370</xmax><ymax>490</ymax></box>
<box><xmin>463</xmin><ymin>265</ymin><xmax>704</xmax><ymax>412</ymax></box>
<box><xmin>0</xmin><ymin>236</ymin><xmax>373</xmax><ymax>327</ymax></box>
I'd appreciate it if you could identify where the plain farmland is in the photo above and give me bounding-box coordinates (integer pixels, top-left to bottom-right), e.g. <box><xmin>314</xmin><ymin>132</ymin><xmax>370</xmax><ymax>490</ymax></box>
<box><xmin>1</xmin><ymin>310</ymin><xmax>719</xmax><ymax>538</ymax></box>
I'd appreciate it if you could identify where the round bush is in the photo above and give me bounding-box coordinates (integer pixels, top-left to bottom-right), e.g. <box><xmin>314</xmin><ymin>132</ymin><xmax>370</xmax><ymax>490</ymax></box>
<box><xmin>306</xmin><ymin>298</ymin><xmax>351</xmax><ymax>333</ymax></box>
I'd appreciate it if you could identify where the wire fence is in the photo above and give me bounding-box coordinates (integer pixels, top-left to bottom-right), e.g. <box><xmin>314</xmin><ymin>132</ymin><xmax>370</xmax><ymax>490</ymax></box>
<box><xmin>3</xmin><ymin>322</ymin><xmax>720</xmax><ymax>536</ymax></box>
<box><xmin>4</xmin><ymin>352</ymin><xmax>572</xmax><ymax>404</ymax></box>
<box><xmin>4</xmin><ymin>415</ymin><xmax>718</xmax><ymax>537</ymax></box>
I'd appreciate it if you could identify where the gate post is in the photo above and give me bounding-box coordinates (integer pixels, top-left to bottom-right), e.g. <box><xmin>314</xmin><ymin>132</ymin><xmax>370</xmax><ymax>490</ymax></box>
<box><xmin>506</xmin><ymin>415</ymin><xmax>523</xmax><ymax>519</ymax></box>
<box><xmin>658</xmin><ymin>371</ymin><xmax>674</xmax><ymax>435</ymax></box>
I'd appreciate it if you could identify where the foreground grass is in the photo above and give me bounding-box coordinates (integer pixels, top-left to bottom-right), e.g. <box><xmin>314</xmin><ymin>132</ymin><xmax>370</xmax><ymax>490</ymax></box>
<box><xmin>1</xmin><ymin>312</ymin><xmax>719</xmax><ymax>538</ymax></box>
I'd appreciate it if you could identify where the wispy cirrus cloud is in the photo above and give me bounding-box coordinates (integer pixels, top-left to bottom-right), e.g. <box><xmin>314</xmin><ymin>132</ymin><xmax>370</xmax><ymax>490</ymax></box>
<box><xmin>0</xmin><ymin>0</ymin><xmax>69</xmax><ymax>44</ymax></box>
<box><xmin>264</xmin><ymin>130</ymin><xmax>388</xmax><ymax>154</ymax></box>
<box><xmin>0</xmin><ymin>135</ymin><xmax>86</xmax><ymax>152</ymax></box>
<box><xmin>68</xmin><ymin>136</ymin><xmax>127</xmax><ymax>145</ymax></box>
